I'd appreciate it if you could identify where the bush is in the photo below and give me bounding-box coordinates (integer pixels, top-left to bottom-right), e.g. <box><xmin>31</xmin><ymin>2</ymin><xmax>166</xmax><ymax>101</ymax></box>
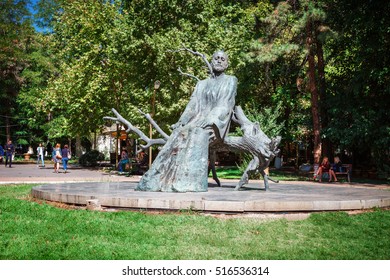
<box><xmin>78</xmin><ymin>150</ymin><xmax>104</xmax><ymax>167</ymax></box>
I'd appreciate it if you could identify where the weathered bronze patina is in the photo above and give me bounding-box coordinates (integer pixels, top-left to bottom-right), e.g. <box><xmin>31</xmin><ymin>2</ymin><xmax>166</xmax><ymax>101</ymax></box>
<box><xmin>104</xmin><ymin>50</ymin><xmax>280</xmax><ymax>192</ymax></box>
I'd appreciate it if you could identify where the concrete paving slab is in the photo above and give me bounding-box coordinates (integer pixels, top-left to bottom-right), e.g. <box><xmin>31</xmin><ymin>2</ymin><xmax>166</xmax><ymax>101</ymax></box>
<box><xmin>31</xmin><ymin>181</ymin><xmax>390</xmax><ymax>213</ymax></box>
<box><xmin>2</xmin><ymin>164</ymin><xmax>390</xmax><ymax>213</ymax></box>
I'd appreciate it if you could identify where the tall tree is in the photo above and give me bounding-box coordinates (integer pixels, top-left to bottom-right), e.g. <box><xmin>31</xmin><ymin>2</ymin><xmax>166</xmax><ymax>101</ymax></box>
<box><xmin>42</xmin><ymin>0</ymin><xmax>258</xmax><ymax>145</ymax></box>
<box><xmin>42</xmin><ymin>1</ymin><xmax>133</xmax><ymax>144</ymax></box>
<box><xmin>304</xmin><ymin>3</ymin><xmax>324</xmax><ymax>164</ymax></box>
<box><xmin>324</xmin><ymin>0</ymin><xmax>390</xmax><ymax>173</ymax></box>
<box><xmin>246</xmin><ymin>0</ymin><xmax>330</xmax><ymax>164</ymax></box>
<box><xmin>17</xmin><ymin>32</ymin><xmax>58</xmax><ymax>144</ymax></box>
<box><xmin>0</xmin><ymin>0</ymin><xmax>34</xmax><ymax>143</ymax></box>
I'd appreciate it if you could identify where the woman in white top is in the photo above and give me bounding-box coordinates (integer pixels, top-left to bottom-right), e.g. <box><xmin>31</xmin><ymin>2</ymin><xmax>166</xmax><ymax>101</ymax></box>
<box><xmin>36</xmin><ymin>143</ymin><xmax>45</xmax><ymax>167</ymax></box>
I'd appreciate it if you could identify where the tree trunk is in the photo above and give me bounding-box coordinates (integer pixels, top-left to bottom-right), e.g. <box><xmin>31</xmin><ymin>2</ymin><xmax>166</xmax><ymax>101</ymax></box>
<box><xmin>306</xmin><ymin>19</ymin><xmax>321</xmax><ymax>164</ymax></box>
<box><xmin>75</xmin><ymin>135</ymin><xmax>83</xmax><ymax>158</ymax></box>
<box><xmin>93</xmin><ymin>132</ymin><xmax>97</xmax><ymax>150</ymax></box>
<box><xmin>5</xmin><ymin>115</ymin><xmax>11</xmax><ymax>141</ymax></box>
<box><xmin>115</xmin><ymin>124</ymin><xmax>119</xmax><ymax>166</ymax></box>
<box><xmin>316</xmin><ymin>24</ymin><xmax>332</xmax><ymax>158</ymax></box>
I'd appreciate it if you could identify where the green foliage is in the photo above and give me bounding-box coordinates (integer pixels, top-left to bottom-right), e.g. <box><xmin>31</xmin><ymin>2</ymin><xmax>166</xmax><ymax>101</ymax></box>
<box><xmin>78</xmin><ymin>150</ymin><xmax>105</xmax><ymax>167</ymax></box>
<box><xmin>238</xmin><ymin>102</ymin><xmax>284</xmax><ymax>138</ymax></box>
<box><xmin>41</xmin><ymin>0</ymin><xmax>132</xmax><ymax>137</ymax></box>
<box><xmin>323</xmin><ymin>0</ymin><xmax>390</xmax><ymax>169</ymax></box>
<box><xmin>33</xmin><ymin>0</ymin><xmax>60</xmax><ymax>33</ymax></box>
<box><xmin>212</xmin><ymin>167</ymin><xmax>242</xmax><ymax>179</ymax></box>
<box><xmin>211</xmin><ymin>167</ymin><xmax>300</xmax><ymax>181</ymax></box>
<box><xmin>121</xmin><ymin>0</ymin><xmax>261</xmax><ymax>134</ymax></box>
<box><xmin>0</xmin><ymin>0</ymin><xmax>35</xmax><ymax>143</ymax></box>
<box><xmin>241</xmin><ymin>0</ymin><xmax>318</xmax><ymax>148</ymax></box>
<box><xmin>1</xmin><ymin>185</ymin><xmax>390</xmax><ymax>259</ymax></box>
<box><xmin>17</xmin><ymin>33</ymin><xmax>59</xmax><ymax>144</ymax></box>
<box><xmin>39</xmin><ymin>0</ymin><xmax>260</xmax><ymax>140</ymax></box>
<box><xmin>4</xmin><ymin>0</ymin><xmax>390</xmax><ymax>173</ymax></box>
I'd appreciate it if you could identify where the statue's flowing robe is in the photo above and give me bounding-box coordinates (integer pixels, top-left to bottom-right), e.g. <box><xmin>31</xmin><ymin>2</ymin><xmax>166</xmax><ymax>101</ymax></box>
<box><xmin>137</xmin><ymin>74</ymin><xmax>237</xmax><ymax>192</ymax></box>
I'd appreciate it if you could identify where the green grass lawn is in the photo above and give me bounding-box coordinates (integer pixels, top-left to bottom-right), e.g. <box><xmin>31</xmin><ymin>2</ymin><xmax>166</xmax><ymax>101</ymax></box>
<box><xmin>211</xmin><ymin>166</ymin><xmax>300</xmax><ymax>181</ymax></box>
<box><xmin>1</xmin><ymin>184</ymin><xmax>390</xmax><ymax>260</ymax></box>
<box><xmin>212</xmin><ymin>166</ymin><xmax>389</xmax><ymax>185</ymax></box>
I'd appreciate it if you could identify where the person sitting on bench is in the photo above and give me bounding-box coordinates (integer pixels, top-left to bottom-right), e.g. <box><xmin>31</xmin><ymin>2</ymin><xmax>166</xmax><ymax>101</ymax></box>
<box><xmin>332</xmin><ymin>156</ymin><xmax>343</xmax><ymax>172</ymax></box>
<box><xmin>118</xmin><ymin>149</ymin><xmax>129</xmax><ymax>172</ymax></box>
<box><xmin>315</xmin><ymin>156</ymin><xmax>337</xmax><ymax>182</ymax></box>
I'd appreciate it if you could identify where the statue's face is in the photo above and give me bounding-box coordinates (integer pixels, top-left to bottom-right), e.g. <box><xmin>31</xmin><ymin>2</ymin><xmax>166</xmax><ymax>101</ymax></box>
<box><xmin>211</xmin><ymin>51</ymin><xmax>228</xmax><ymax>73</ymax></box>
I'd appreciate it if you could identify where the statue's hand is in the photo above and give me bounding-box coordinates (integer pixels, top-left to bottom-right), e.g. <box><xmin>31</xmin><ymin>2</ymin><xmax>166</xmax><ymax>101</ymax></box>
<box><xmin>170</xmin><ymin>122</ymin><xmax>180</xmax><ymax>130</ymax></box>
<box><xmin>197</xmin><ymin>119</ymin><xmax>211</xmax><ymax>128</ymax></box>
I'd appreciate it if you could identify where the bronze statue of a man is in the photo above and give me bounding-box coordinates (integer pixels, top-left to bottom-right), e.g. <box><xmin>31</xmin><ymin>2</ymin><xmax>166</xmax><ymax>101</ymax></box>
<box><xmin>137</xmin><ymin>51</ymin><xmax>237</xmax><ymax>192</ymax></box>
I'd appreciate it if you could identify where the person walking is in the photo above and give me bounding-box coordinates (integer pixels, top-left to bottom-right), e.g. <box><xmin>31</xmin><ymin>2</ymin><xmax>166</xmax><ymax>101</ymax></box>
<box><xmin>53</xmin><ymin>143</ymin><xmax>62</xmax><ymax>173</ymax></box>
<box><xmin>36</xmin><ymin>143</ymin><xmax>45</xmax><ymax>167</ymax></box>
<box><xmin>61</xmin><ymin>144</ymin><xmax>70</xmax><ymax>173</ymax></box>
<box><xmin>0</xmin><ymin>144</ymin><xmax>4</xmax><ymax>164</ymax></box>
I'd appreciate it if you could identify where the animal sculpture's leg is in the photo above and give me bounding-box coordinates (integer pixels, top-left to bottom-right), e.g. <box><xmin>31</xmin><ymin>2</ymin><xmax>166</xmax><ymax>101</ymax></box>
<box><xmin>259</xmin><ymin>169</ymin><xmax>270</xmax><ymax>191</ymax></box>
<box><xmin>235</xmin><ymin>157</ymin><xmax>258</xmax><ymax>190</ymax></box>
<box><xmin>210</xmin><ymin>161</ymin><xmax>221</xmax><ymax>187</ymax></box>
<box><xmin>259</xmin><ymin>167</ymin><xmax>279</xmax><ymax>191</ymax></box>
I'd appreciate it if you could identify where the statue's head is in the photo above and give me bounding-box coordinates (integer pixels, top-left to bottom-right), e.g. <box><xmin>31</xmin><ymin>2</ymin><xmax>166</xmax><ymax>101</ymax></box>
<box><xmin>211</xmin><ymin>50</ymin><xmax>228</xmax><ymax>74</ymax></box>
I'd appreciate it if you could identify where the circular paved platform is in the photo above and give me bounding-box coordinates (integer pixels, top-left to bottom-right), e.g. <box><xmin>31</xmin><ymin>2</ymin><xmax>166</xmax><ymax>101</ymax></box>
<box><xmin>31</xmin><ymin>181</ymin><xmax>390</xmax><ymax>212</ymax></box>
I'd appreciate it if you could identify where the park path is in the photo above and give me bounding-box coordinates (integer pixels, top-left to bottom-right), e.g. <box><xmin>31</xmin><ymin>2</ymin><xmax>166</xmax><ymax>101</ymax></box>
<box><xmin>1</xmin><ymin>163</ymin><xmax>388</xmax><ymax>190</ymax></box>
<box><xmin>0</xmin><ymin>163</ymin><xmax>137</xmax><ymax>184</ymax></box>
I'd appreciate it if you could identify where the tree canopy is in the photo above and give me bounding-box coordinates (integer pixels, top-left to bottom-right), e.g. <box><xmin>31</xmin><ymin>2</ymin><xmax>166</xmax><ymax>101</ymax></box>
<box><xmin>0</xmin><ymin>0</ymin><xmax>34</xmax><ymax>144</ymax></box>
<box><xmin>2</xmin><ymin>0</ymin><xmax>389</xmax><ymax>178</ymax></box>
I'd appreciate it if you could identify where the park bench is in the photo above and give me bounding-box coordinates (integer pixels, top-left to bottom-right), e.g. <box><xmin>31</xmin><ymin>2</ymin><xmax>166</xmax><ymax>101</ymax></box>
<box><xmin>299</xmin><ymin>163</ymin><xmax>352</xmax><ymax>182</ymax></box>
<box><xmin>116</xmin><ymin>158</ymin><xmax>148</xmax><ymax>176</ymax></box>
<box><xmin>312</xmin><ymin>163</ymin><xmax>352</xmax><ymax>183</ymax></box>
